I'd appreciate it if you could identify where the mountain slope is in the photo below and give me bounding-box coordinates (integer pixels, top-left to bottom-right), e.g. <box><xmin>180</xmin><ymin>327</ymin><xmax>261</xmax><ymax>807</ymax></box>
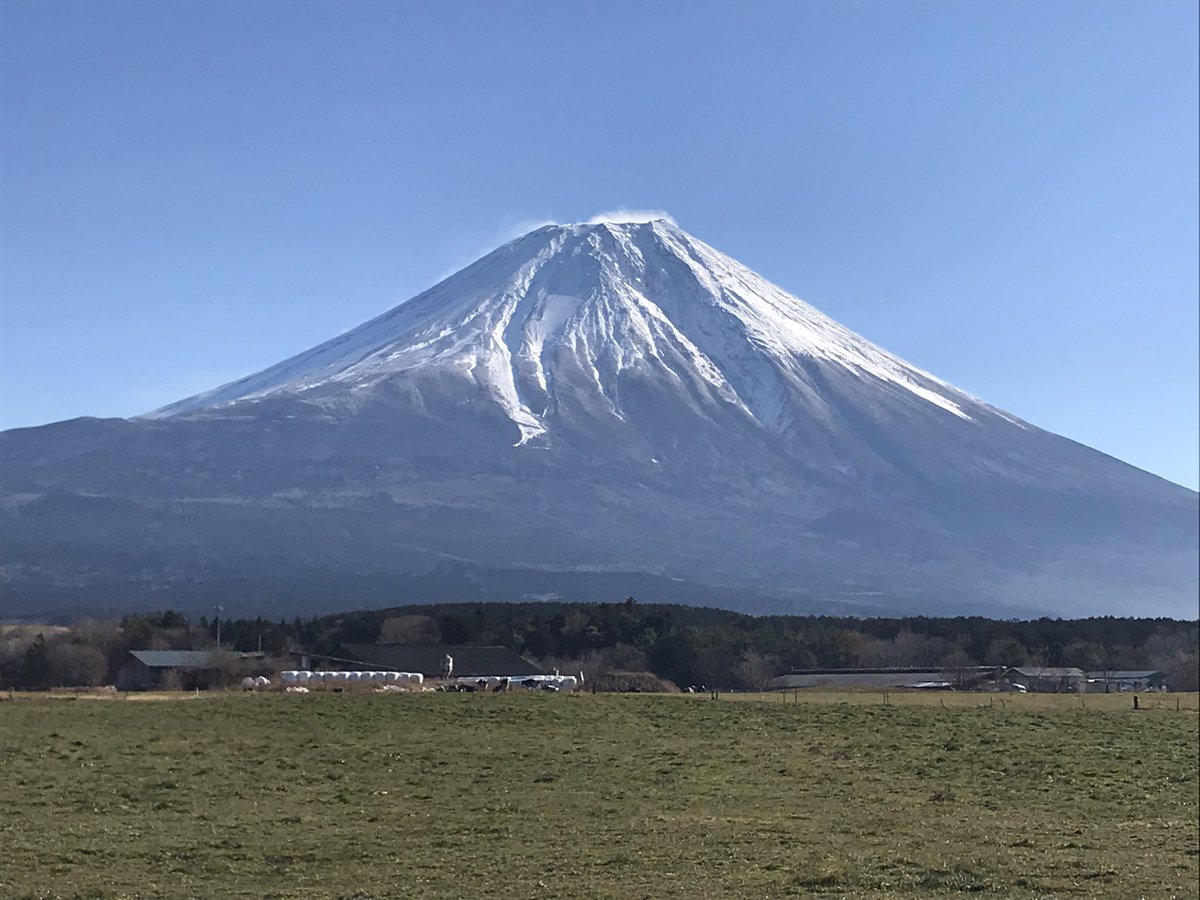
<box><xmin>2</xmin><ymin>219</ymin><xmax>1196</xmax><ymax>618</ymax></box>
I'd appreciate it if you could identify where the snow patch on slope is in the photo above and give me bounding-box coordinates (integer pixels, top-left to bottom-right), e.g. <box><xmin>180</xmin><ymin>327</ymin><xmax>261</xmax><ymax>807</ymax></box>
<box><xmin>656</xmin><ymin>225</ymin><xmax>972</xmax><ymax>421</ymax></box>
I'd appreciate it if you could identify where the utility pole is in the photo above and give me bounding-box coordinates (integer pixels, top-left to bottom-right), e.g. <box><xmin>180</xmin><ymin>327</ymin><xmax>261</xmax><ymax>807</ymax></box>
<box><xmin>215</xmin><ymin>605</ymin><xmax>224</xmax><ymax>648</ymax></box>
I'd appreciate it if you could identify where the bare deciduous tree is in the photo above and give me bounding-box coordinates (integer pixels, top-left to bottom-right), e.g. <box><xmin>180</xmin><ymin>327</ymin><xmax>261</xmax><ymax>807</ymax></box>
<box><xmin>736</xmin><ymin>649</ymin><xmax>780</xmax><ymax>692</ymax></box>
<box><xmin>985</xmin><ymin>637</ymin><xmax>1028</xmax><ymax>667</ymax></box>
<box><xmin>939</xmin><ymin>648</ymin><xmax>976</xmax><ymax>687</ymax></box>
<box><xmin>1145</xmin><ymin>632</ymin><xmax>1200</xmax><ymax>692</ymax></box>
<box><xmin>47</xmin><ymin>643</ymin><xmax>108</xmax><ymax>686</ymax></box>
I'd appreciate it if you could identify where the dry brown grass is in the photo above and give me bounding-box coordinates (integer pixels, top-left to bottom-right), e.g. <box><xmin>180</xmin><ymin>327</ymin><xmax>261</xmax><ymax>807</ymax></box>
<box><xmin>717</xmin><ymin>688</ymin><xmax>1200</xmax><ymax>712</ymax></box>
<box><xmin>0</xmin><ymin>690</ymin><xmax>1196</xmax><ymax>898</ymax></box>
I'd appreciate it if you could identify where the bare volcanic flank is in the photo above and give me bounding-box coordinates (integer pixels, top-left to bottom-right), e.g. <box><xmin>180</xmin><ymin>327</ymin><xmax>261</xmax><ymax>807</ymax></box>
<box><xmin>2</xmin><ymin>220</ymin><xmax>1196</xmax><ymax>618</ymax></box>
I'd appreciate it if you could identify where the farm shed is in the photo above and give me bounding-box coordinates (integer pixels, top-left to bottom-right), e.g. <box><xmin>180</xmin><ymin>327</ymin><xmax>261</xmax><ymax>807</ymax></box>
<box><xmin>765</xmin><ymin>667</ymin><xmax>1000</xmax><ymax>691</ymax></box>
<box><xmin>1085</xmin><ymin>670</ymin><xmax>1166</xmax><ymax>692</ymax></box>
<box><xmin>1002</xmin><ymin>666</ymin><xmax>1085</xmax><ymax>693</ymax></box>
<box><xmin>116</xmin><ymin>650</ymin><xmax>266</xmax><ymax>690</ymax></box>
<box><xmin>117</xmin><ymin>650</ymin><xmax>220</xmax><ymax>690</ymax></box>
<box><xmin>302</xmin><ymin>644</ymin><xmax>545</xmax><ymax>679</ymax></box>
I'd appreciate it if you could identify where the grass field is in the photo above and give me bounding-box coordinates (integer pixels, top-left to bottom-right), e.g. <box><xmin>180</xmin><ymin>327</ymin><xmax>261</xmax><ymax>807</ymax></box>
<box><xmin>1</xmin><ymin>691</ymin><xmax>1196</xmax><ymax>899</ymax></box>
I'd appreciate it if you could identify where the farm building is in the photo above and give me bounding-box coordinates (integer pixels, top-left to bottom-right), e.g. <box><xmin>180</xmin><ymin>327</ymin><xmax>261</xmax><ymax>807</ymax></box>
<box><xmin>298</xmin><ymin>644</ymin><xmax>545</xmax><ymax>679</ymax></box>
<box><xmin>116</xmin><ymin>649</ymin><xmax>266</xmax><ymax>690</ymax></box>
<box><xmin>765</xmin><ymin>667</ymin><xmax>1001</xmax><ymax>691</ymax></box>
<box><xmin>1085</xmin><ymin>670</ymin><xmax>1166</xmax><ymax>692</ymax></box>
<box><xmin>1001</xmin><ymin>666</ymin><xmax>1085</xmax><ymax>693</ymax></box>
<box><xmin>117</xmin><ymin>650</ymin><xmax>221</xmax><ymax>690</ymax></box>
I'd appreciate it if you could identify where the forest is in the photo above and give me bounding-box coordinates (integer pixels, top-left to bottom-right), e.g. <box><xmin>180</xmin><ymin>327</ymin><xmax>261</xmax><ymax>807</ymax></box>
<box><xmin>2</xmin><ymin>599</ymin><xmax>1197</xmax><ymax>691</ymax></box>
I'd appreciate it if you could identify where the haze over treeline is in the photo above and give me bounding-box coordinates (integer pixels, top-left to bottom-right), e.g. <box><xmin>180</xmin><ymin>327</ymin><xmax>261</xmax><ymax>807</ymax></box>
<box><xmin>3</xmin><ymin>601</ymin><xmax>1196</xmax><ymax>693</ymax></box>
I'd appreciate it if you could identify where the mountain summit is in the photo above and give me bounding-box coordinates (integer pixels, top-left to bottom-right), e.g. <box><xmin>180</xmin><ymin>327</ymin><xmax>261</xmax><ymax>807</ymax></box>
<box><xmin>3</xmin><ymin>220</ymin><xmax>1196</xmax><ymax>618</ymax></box>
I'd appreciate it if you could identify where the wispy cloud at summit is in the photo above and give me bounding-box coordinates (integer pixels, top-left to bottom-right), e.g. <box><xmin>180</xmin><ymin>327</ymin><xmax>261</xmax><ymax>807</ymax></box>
<box><xmin>585</xmin><ymin>209</ymin><xmax>676</xmax><ymax>226</ymax></box>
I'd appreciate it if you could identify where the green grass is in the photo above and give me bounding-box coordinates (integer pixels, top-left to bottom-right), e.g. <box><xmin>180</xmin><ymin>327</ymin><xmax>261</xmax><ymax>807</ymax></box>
<box><xmin>1</xmin><ymin>692</ymin><xmax>1196</xmax><ymax>899</ymax></box>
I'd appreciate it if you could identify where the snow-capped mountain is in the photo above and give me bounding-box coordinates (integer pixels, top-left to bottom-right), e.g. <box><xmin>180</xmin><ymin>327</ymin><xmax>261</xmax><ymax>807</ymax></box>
<box><xmin>2</xmin><ymin>219</ymin><xmax>1196</xmax><ymax>618</ymax></box>
<box><xmin>151</xmin><ymin>220</ymin><xmax>978</xmax><ymax>435</ymax></box>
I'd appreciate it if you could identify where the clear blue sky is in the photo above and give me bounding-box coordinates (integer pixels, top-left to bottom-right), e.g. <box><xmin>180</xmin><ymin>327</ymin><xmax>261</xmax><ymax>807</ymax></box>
<box><xmin>2</xmin><ymin>0</ymin><xmax>1197</xmax><ymax>489</ymax></box>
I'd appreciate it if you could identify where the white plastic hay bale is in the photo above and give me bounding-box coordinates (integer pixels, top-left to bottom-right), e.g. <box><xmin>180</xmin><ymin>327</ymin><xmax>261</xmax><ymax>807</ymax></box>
<box><xmin>295</xmin><ymin>671</ymin><xmax>312</xmax><ymax>683</ymax></box>
<box><xmin>369</xmin><ymin>671</ymin><xmax>386</xmax><ymax>682</ymax></box>
<box><xmin>558</xmin><ymin>676</ymin><xmax>577</xmax><ymax>690</ymax></box>
<box><xmin>281</xmin><ymin>671</ymin><xmax>298</xmax><ymax>684</ymax></box>
<box><xmin>240</xmin><ymin>677</ymin><xmax>256</xmax><ymax>690</ymax></box>
<box><xmin>385</xmin><ymin>671</ymin><xmax>401</xmax><ymax>682</ymax></box>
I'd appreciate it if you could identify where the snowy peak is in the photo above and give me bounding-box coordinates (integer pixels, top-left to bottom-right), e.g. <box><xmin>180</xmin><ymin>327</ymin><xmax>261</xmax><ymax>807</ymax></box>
<box><xmin>148</xmin><ymin>220</ymin><xmax>980</xmax><ymax>441</ymax></box>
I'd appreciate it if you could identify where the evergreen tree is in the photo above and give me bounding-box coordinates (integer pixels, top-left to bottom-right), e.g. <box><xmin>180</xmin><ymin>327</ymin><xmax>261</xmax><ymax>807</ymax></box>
<box><xmin>21</xmin><ymin>634</ymin><xmax>50</xmax><ymax>688</ymax></box>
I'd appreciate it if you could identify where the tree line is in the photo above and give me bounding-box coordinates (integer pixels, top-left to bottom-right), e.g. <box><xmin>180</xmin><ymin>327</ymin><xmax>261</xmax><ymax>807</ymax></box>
<box><xmin>1</xmin><ymin>600</ymin><xmax>1196</xmax><ymax>691</ymax></box>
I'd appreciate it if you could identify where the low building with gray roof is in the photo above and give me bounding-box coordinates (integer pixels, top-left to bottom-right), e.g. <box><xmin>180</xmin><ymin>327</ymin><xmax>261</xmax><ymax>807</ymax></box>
<box><xmin>1085</xmin><ymin>670</ymin><xmax>1166</xmax><ymax>692</ymax></box>
<box><xmin>117</xmin><ymin>649</ymin><xmax>262</xmax><ymax>690</ymax></box>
